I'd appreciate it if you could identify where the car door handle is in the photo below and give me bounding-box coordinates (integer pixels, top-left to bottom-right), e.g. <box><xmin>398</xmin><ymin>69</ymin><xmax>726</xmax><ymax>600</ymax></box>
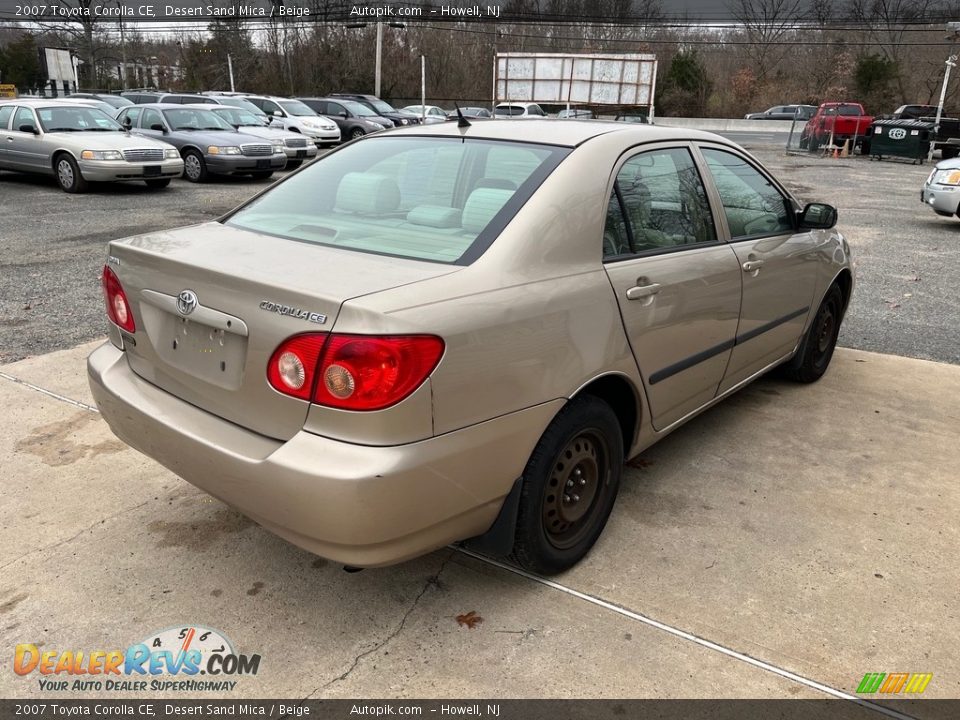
<box><xmin>742</xmin><ymin>260</ymin><xmax>765</xmax><ymax>272</ymax></box>
<box><xmin>626</xmin><ymin>283</ymin><xmax>661</xmax><ymax>300</ymax></box>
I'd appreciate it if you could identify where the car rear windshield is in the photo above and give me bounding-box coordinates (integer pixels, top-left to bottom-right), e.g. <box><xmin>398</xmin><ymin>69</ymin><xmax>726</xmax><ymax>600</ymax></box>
<box><xmin>225</xmin><ymin>136</ymin><xmax>569</xmax><ymax>264</ymax></box>
<box><xmin>495</xmin><ymin>106</ymin><xmax>525</xmax><ymax>116</ymax></box>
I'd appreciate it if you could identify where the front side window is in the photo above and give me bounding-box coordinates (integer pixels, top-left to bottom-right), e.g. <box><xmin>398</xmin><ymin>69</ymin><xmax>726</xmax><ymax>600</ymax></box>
<box><xmin>701</xmin><ymin>148</ymin><xmax>793</xmax><ymax>240</ymax></box>
<box><xmin>226</xmin><ymin>137</ymin><xmax>568</xmax><ymax>264</ymax></box>
<box><xmin>142</xmin><ymin>109</ymin><xmax>164</xmax><ymax>129</ymax></box>
<box><xmin>612</xmin><ymin>147</ymin><xmax>717</xmax><ymax>253</ymax></box>
<box><xmin>13</xmin><ymin>106</ymin><xmax>35</xmax><ymax>130</ymax></box>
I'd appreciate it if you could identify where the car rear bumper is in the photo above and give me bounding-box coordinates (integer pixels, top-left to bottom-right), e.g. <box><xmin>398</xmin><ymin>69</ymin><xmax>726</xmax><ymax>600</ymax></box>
<box><xmin>921</xmin><ymin>184</ymin><xmax>960</xmax><ymax>216</ymax></box>
<box><xmin>87</xmin><ymin>342</ymin><xmax>562</xmax><ymax>567</ymax></box>
<box><xmin>78</xmin><ymin>158</ymin><xmax>183</xmax><ymax>182</ymax></box>
<box><xmin>206</xmin><ymin>153</ymin><xmax>287</xmax><ymax>174</ymax></box>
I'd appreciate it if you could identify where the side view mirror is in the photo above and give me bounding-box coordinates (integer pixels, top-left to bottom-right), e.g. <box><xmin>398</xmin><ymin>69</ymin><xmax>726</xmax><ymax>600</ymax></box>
<box><xmin>798</xmin><ymin>202</ymin><xmax>837</xmax><ymax>230</ymax></box>
<box><xmin>18</xmin><ymin>124</ymin><xmax>39</xmax><ymax>135</ymax></box>
<box><xmin>272</xmin><ymin>110</ymin><xmax>282</xmax><ymax>117</ymax></box>
<box><xmin>339</xmin><ymin>111</ymin><xmax>348</xmax><ymax>118</ymax></box>
<box><xmin>149</xmin><ymin>123</ymin><xmax>166</xmax><ymax>133</ymax></box>
<box><xmin>122</xmin><ymin>117</ymin><xmax>132</xmax><ymax>128</ymax></box>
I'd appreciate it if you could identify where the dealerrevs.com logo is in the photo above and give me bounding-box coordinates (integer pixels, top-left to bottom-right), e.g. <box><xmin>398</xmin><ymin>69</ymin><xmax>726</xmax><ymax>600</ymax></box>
<box><xmin>13</xmin><ymin>625</ymin><xmax>261</xmax><ymax>693</ymax></box>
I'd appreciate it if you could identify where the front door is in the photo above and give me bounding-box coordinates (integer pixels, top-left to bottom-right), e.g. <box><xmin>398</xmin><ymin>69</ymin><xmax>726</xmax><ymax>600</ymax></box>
<box><xmin>697</xmin><ymin>145</ymin><xmax>820</xmax><ymax>393</ymax></box>
<box><xmin>6</xmin><ymin>106</ymin><xmax>45</xmax><ymax>171</ymax></box>
<box><xmin>602</xmin><ymin>145</ymin><xmax>743</xmax><ymax>430</ymax></box>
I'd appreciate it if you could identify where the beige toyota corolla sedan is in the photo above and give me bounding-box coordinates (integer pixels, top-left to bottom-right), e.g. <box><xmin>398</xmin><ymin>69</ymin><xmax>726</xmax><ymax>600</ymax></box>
<box><xmin>88</xmin><ymin>120</ymin><xmax>853</xmax><ymax>574</ymax></box>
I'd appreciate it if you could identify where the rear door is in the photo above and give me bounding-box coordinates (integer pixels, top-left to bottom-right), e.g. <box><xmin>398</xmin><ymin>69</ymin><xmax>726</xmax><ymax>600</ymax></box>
<box><xmin>697</xmin><ymin>144</ymin><xmax>819</xmax><ymax>392</ymax></box>
<box><xmin>602</xmin><ymin>144</ymin><xmax>742</xmax><ymax>430</ymax></box>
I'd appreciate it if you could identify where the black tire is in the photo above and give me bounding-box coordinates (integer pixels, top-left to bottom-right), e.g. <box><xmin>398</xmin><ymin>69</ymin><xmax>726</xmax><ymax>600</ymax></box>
<box><xmin>54</xmin><ymin>153</ymin><xmax>88</xmax><ymax>193</ymax></box>
<box><xmin>350</xmin><ymin>127</ymin><xmax>365</xmax><ymax>140</ymax></box>
<box><xmin>799</xmin><ymin>134</ymin><xmax>809</xmax><ymax>150</ymax></box>
<box><xmin>144</xmin><ymin>178</ymin><xmax>171</xmax><ymax>189</ymax></box>
<box><xmin>511</xmin><ymin>395</ymin><xmax>623</xmax><ymax>575</ymax></box>
<box><xmin>782</xmin><ymin>283</ymin><xmax>844</xmax><ymax>383</ymax></box>
<box><xmin>942</xmin><ymin>146</ymin><xmax>959</xmax><ymax>160</ymax></box>
<box><xmin>250</xmin><ymin>171</ymin><xmax>274</xmax><ymax>180</ymax></box>
<box><xmin>182</xmin><ymin>150</ymin><xmax>208</xmax><ymax>183</ymax></box>
<box><xmin>809</xmin><ymin>134</ymin><xmax>820</xmax><ymax>152</ymax></box>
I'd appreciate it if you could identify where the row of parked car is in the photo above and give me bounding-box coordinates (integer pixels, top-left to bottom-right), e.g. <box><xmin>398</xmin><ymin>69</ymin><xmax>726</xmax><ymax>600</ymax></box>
<box><xmin>0</xmin><ymin>90</ymin><xmax>655</xmax><ymax>193</ymax></box>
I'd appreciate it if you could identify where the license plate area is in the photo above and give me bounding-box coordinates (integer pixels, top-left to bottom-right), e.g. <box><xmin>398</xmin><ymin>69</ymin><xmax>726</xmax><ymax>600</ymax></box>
<box><xmin>256</xmin><ymin>159</ymin><xmax>270</xmax><ymax>169</ymax></box>
<box><xmin>141</xmin><ymin>305</ymin><xmax>247</xmax><ymax>390</ymax></box>
<box><xmin>296</xmin><ymin>150</ymin><xmax>307</xmax><ymax>158</ymax></box>
<box><xmin>143</xmin><ymin>165</ymin><xmax>162</xmax><ymax>177</ymax></box>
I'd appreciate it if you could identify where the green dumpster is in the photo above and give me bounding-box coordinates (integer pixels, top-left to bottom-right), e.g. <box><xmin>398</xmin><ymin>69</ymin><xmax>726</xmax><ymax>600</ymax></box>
<box><xmin>867</xmin><ymin>119</ymin><xmax>934</xmax><ymax>164</ymax></box>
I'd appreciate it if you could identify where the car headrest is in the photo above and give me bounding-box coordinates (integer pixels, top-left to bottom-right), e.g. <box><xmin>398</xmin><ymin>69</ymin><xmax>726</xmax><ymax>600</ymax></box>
<box><xmin>474</xmin><ymin>177</ymin><xmax>517</xmax><ymax>191</ymax></box>
<box><xmin>406</xmin><ymin>205</ymin><xmax>462</xmax><ymax>228</ymax></box>
<box><xmin>462</xmin><ymin>188</ymin><xmax>513</xmax><ymax>234</ymax></box>
<box><xmin>335</xmin><ymin>172</ymin><xmax>401</xmax><ymax>214</ymax></box>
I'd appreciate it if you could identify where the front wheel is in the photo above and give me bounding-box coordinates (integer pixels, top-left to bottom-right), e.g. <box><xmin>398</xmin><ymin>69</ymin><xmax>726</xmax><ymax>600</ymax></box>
<box><xmin>350</xmin><ymin>127</ymin><xmax>365</xmax><ymax>140</ymax></box>
<box><xmin>782</xmin><ymin>283</ymin><xmax>844</xmax><ymax>383</ymax></box>
<box><xmin>182</xmin><ymin>150</ymin><xmax>208</xmax><ymax>183</ymax></box>
<box><xmin>55</xmin><ymin>154</ymin><xmax>89</xmax><ymax>193</ymax></box>
<box><xmin>511</xmin><ymin>395</ymin><xmax>623</xmax><ymax>575</ymax></box>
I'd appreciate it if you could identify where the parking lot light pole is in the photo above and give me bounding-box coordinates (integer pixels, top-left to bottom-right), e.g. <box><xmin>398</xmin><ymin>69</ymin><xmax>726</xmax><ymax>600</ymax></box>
<box><xmin>929</xmin><ymin>54</ymin><xmax>958</xmax><ymax>162</ymax></box>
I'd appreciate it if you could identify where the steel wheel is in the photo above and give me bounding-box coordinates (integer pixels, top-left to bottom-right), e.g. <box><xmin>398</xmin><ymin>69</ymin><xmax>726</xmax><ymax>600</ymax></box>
<box><xmin>511</xmin><ymin>395</ymin><xmax>623</xmax><ymax>575</ymax></box>
<box><xmin>542</xmin><ymin>432</ymin><xmax>608</xmax><ymax>550</ymax></box>
<box><xmin>781</xmin><ymin>283</ymin><xmax>844</xmax><ymax>383</ymax></box>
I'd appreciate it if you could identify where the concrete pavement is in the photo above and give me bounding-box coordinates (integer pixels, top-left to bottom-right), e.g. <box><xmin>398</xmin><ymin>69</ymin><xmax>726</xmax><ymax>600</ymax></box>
<box><xmin>0</xmin><ymin>341</ymin><xmax>957</xmax><ymax>711</ymax></box>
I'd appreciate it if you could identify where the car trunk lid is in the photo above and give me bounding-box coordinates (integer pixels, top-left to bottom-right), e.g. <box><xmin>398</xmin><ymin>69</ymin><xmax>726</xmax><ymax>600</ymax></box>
<box><xmin>108</xmin><ymin>221</ymin><xmax>458</xmax><ymax>440</ymax></box>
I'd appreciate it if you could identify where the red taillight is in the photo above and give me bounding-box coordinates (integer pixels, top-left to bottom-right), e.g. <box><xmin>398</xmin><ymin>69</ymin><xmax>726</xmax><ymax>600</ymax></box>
<box><xmin>267</xmin><ymin>333</ymin><xmax>445</xmax><ymax>411</ymax></box>
<box><xmin>101</xmin><ymin>265</ymin><xmax>135</xmax><ymax>333</ymax></box>
<box><xmin>266</xmin><ymin>334</ymin><xmax>327</xmax><ymax>401</ymax></box>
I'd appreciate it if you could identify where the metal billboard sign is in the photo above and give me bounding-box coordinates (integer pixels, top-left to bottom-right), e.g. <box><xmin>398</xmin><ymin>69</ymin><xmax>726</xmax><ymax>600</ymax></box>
<box><xmin>495</xmin><ymin>52</ymin><xmax>657</xmax><ymax>117</ymax></box>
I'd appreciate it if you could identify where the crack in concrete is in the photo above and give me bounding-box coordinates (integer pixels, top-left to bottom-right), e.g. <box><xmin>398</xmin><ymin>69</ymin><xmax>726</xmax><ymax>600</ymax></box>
<box><xmin>0</xmin><ymin>497</ymin><xmax>155</xmax><ymax>573</ymax></box>
<box><xmin>282</xmin><ymin>550</ymin><xmax>453</xmax><ymax>713</ymax></box>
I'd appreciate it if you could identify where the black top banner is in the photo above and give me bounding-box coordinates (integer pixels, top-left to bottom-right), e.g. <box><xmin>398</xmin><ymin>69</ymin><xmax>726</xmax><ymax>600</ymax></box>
<box><xmin>1</xmin><ymin>0</ymin><xmax>955</xmax><ymax>24</ymax></box>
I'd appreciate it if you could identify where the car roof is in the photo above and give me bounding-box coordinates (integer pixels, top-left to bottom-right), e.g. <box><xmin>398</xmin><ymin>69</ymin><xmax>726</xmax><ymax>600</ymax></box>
<box><xmin>383</xmin><ymin>118</ymin><xmax>726</xmax><ymax>148</ymax></box>
<box><xmin>0</xmin><ymin>98</ymin><xmax>100</xmax><ymax>108</ymax></box>
<box><xmin>133</xmin><ymin>103</ymin><xmax>208</xmax><ymax>109</ymax></box>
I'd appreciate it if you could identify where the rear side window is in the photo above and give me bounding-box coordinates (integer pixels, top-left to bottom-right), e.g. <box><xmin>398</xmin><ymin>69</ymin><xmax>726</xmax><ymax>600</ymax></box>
<box><xmin>226</xmin><ymin>137</ymin><xmax>568</xmax><ymax>264</ymax></box>
<box><xmin>0</xmin><ymin>106</ymin><xmax>13</xmax><ymax>130</ymax></box>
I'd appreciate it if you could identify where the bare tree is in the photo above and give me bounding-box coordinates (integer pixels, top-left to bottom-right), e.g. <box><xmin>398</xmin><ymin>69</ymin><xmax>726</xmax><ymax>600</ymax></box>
<box><xmin>730</xmin><ymin>0</ymin><xmax>806</xmax><ymax>82</ymax></box>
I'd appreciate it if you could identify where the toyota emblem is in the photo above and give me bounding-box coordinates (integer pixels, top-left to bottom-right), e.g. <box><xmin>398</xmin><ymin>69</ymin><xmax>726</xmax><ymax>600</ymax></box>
<box><xmin>177</xmin><ymin>289</ymin><xmax>198</xmax><ymax>316</ymax></box>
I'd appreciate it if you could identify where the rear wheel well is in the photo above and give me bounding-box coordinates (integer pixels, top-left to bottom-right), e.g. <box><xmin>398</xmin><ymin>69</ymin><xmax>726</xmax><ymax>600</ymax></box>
<box><xmin>574</xmin><ymin>375</ymin><xmax>639</xmax><ymax>459</ymax></box>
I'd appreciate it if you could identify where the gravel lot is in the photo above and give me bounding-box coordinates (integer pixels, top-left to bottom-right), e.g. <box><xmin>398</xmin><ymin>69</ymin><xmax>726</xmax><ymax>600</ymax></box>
<box><xmin>1</xmin><ymin>146</ymin><xmax>957</xmax><ymax>364</ymax></box>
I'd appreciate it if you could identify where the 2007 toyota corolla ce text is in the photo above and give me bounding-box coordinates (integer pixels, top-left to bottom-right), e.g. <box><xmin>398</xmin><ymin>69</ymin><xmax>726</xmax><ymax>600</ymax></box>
<box><xmin>88</xmin><ymin>120</ymin><xmax>854</xmax><ymax>574</ymax></box>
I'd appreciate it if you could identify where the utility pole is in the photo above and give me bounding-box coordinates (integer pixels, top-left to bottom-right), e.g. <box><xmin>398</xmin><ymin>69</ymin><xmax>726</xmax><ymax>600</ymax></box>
<box><xmin>929</xmin><ymin>54</ymin><xmax>957</xmax><ymax>162</ymax></box>
<box><xmin>420</xmin><ymin>54</ymin><xmax>425</xmax><ymax>120</ymax></box>
<box><xmin>227</xmin><ymin>53</ymin><xmax>235</xmax><ymax>92</ymax></box>
<box><xmin>348</xmin><ymin>21</ymin><xmax>405</xmax><ymax>98</ymax></box>
<box><xmin>120</xmin><ymin>20</ymin><xmax>128</xmax><ymax>91</ymax></box>
<box><xmin>375</xmin><ymin>22</ymin><xmax>383</xmax><ymax>98</ymax></box>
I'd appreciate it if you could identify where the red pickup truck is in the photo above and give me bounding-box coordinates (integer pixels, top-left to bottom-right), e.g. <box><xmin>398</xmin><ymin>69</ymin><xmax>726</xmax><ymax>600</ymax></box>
<box><xmin>800</xmin><ymin>103</ymin><xmax>874</xmax><ymax>151</ymax></box>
